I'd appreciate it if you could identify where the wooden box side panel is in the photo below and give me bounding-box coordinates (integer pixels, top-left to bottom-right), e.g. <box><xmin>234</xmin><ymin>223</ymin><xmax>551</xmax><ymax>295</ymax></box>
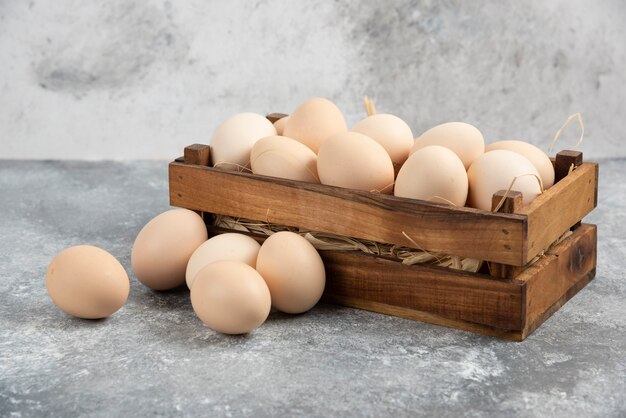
<box><xmin>320</xmin><ymin>251</ymin><xmax>524</xmax><ymax>330</ymax></box>
<box><xmin>169</xmin><ymin>162</ymin><xmax>528</xmax><ymax>265</ymax></box>
<box><xmin>519</xmin><ymin>162</ymin><xmax>598</xmax><ymax>263</ymax></box>
<box><xmin>520</xmin><ymin>223</ymin><xmax>597</xmax><ymax>336</ymax></box>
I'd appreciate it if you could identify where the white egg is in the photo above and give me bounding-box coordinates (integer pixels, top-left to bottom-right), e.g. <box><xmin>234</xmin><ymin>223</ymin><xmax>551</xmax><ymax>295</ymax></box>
<box><xmin>210</xmin><ymin>113</ymin><xmax>277</xmax><ymax>170</ymax></box>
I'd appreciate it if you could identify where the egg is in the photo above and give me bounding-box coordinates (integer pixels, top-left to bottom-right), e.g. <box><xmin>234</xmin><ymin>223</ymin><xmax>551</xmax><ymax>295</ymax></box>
<box><xmin>273</xmin><ymin>116</ymin><xmax>290</xmax><ymax>135</ymax></box>
<box><xmin>210</xmin><ymin>112</ymin><xmax>277</xmax><ymax>170</ymax></box>
<box><xmin>190</xmin><ymin>260</ymin><xmax>271</xmax><ymax>334</ymax></box>
<box><xmin>317</xmin><ymin>131</ymin><xmax>395</xmax><ymax>193</ymax></box>
<box><xmin>46</xmin><ymin>245</ymin><xmax>129</xmax><ymax>319</ymax></box>
<box><xmin>186</xmin><ymin>233</ymin><xmax>261</xmax><ymax>289</ymax></box>
<box><xmin>132</xmin><ymin>209</ymin><xmax>207</xmax><ymax>290</ymax></box>
<box><xmin>250</xmin><ymin>135</ymin><xmax>319</xmax><ymax>183</ymax></box>
<box><xmin>395</xmin><ymin>145</ymin><xmax>468</xmax><ymax>206</ymax></box>
<box><xmin>411</xmin><ymin>122</ymin><xmax>485</xmax><ymax>169</ymax></box>
<box><xmin>256</xmin><ymin>231</ymin><xmax>325</xmax><ymax>314</ymax></box>
<box><xmin>283</xmin><ymin>97</ymin><xmax>347</xmax><ymax>153</ymax></box>
<box><xmin>485</xmin><ymin>140</ymin><xmax>555</xmax><ymax>188</ymax></box>
<box><xmin>467</xmin><ymin>150</ymin><xmax>542</xmax><ymax>211</ymax></box>
<box><xmin>351</xmin><ymin>114</ymin><xmax>414</xmax><ymax>165</ymax></box>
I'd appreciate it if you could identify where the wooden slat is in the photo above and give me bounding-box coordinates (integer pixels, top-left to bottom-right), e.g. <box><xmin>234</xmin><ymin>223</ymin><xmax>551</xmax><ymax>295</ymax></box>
<box><xmin>554</xmin><ymin>150</ymin><xmax>583</xmax><ymax>183</ymax></box>
<box><xmin>518</xmin><ymin>162</ymin><xmax>598</xmax><ymax>263</ymax></box>
<box><xmin>321</xmin><ymin>250</ymin><xmax>524</xmax><ymax>330</ymax></box>
<box><xmin>518</xmin><ymin>223</ymin><xmax>597</xmax><ymax>333</ymax></box>
<box><xmin>489</xmin><ymin>190</ymin><xmax>524</xmax><ymax>279</ymax></box>
<box><xmin>184</xmin><ymin>144</ymin><xmax>211</xmax><ymax>166</ymax></box>
<box><xmin>169</xmin><ymin>162</ymin><xmax>528</xmax><ymax>265</ymax></box>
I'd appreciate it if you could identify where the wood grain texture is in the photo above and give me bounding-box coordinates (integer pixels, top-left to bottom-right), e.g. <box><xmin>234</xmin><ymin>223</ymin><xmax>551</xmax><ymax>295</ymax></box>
<box><xmin>321</xmin><ymin>249</ymin><xmax>524</xmax><ymax>330</ymax></box>
<box><xmin>184</xmin><ymin>144</ymin><xmax>211</xmax><ymax>166</ymax></box>
<box><xmin>169</xmin><ymin>162</ymin><xmax>528</xmax><ymax>265</ymax></box>
<box><xmin>490</xmin><ymin>190</ymin><xmax>524</xmax><ymax>279</ymax></box>
<box><xmin>518</xmin><ymin>162</ymin><xmax>597</xmax><ymax>263</ymax></box>
<box><xmin>519</xmin><ymin>223</ymin><xmax>597</xmax><ymax>332</ymax></box>
<box><xmin>555</xmin><ymin>150</ymin><xmax>583</xmax><ymax>183</ymax></box>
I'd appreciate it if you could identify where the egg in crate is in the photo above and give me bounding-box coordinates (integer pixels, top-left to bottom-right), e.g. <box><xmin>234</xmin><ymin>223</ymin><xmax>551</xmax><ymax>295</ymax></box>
<box><xmin>283</xmin><ymin>97</ymin><xmax>347</xmax><ymax>153</ymax></box>
<box><xmin>395</xmin><ymin>145</ymin><xmax>468</xmax><ymax>206</ymax></box>
<box><xmin>467</xmin><ymin>150</ymin><xmax>542</xmax><ymax>211</ymax></box>
<box><xmin>210</xmin><ymin>112</ymin><xmax>277</xmax><ymax>170</ymax></box>
<box><xmin>351</xmin><ymin>113</ymin><xmax>414</xmax><ymax>165</ymax></box>
<box><xmin>485</xmin><ymin>140</ymin><xmax>555</xmax><ymax>188</ymax></box>
<box><xmin>411</xmin><ymin>122</ymin><xmax>485</xmax><ymax>170</ymax></box>
<box><xmin>273</xmin><ymin>116</ymin><xmax>290</xmax><ymax>135</ymax></box>
<box><xmin>250</xmin><ymin>135</ymin><xmax>319</xmax><ymax>183</ymax></box>
<box><xmin>317</xmin><ymin>131</ymin><xmax>395</xmax><ymax>194</ymax></box>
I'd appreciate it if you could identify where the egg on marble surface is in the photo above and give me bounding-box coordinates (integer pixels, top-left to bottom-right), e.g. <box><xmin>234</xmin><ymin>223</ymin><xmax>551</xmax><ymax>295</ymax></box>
<box><xmin>467</xmin><ymin>150</ymin><xmax>542</xmax><ymax>211</ymax></box>
<box><xmin>485</xmin><ymin>140</ymin><xmax>555</xmax><ymax>188</ymax></box>
<box><xmin>210</xmin><ymin>113</ymin><xmax>277</xmax><ymax>171</ymax></box>
<box><xmin>351</xmin><ymin>113</ymin><xmax>414</xmax><ymax>165</ymax></box>
<box><xmin>411</xmin><ymin>122</ymin><xmax>485</xmax><ymax>170</ymax></box>
<box><xmin>283</xmin><ymin>97</ymin><xmax>347</xmax><ymax>153</ymax></box>
<box><xmin>186</xmin><ymin>233</ymin><xmax>261</xmax><ymax>289</ymax></box>
<box><xmin>273</xmin><ymin>116</ymin><xmax>290</xmax><ymax>136</ymax></box>
<box><xmin>46</xmin><ymin>245</ymin><xmax>129</xmax><ymax>319</ymax></box>
<box><xmin>317</xmin><ymin>131</ymin><xmax>395</xmax><ymax>194</ymax></box>
<box><xmin>250</xmin><ymin>135</ymin><xmax>319</xmax><ymax>183</ymax></box>
<box><xmin>132</xmin><ymin>209</ymin><xmax>207</xmax><ymax>290</ymax></box>
<box><xmin>256</xmin><ymin>231</ymin><xmax>325</xmax><ymax>314</ymax></box>
<box><xmin>395</xmin><ymin>145</ymin><xmax>468</xmax><ymax>206</ymax></box>
<box><xmin>190</xmin><ymin>260</ymin><xmax>271</xmax><ymax>334</ymax></box>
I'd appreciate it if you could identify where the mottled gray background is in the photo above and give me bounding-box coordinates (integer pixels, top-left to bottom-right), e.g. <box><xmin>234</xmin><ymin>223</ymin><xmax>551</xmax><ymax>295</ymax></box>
<box><xmin>1</xmin><ymin>0</ymin><xmax>624</xmax><ymax>160</ymax></box>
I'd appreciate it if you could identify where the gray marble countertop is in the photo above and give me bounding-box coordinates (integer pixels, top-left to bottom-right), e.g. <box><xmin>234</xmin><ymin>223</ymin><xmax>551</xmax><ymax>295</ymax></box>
<box><xmin>1</xmin><ymin>159</ymin><xmax>624</xmax><ymax>417</ymax></box>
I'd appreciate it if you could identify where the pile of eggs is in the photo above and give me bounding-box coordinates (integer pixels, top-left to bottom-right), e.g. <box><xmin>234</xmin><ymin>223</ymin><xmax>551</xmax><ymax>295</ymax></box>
<box><xmin>212</xmin><ymin>97</ymin><xmax>555</xmax><ymax>210</ymax></box>
<box><xmin>46</xmin><ymin>210</ymin><xmax>326</xmax><ymax>334</ymax></box>
<box><xmin>46</xmin><ymin>96</ymin><xmax>557</xmax><ymax>335</ymax></box>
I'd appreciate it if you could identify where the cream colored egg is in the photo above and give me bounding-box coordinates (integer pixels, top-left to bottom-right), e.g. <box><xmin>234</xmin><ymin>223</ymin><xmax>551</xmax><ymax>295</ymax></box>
<box><xmin>132</xmin><ymin>209</ymin><xmax>207</xmax><ymax>290</ymax></box>
<box><xmin>467</xmin><ymin>150</ymin><xmax>542</xmax><ymax>211</ymax></box>
<box><xmin>485</xmin><ymin>140</ymin><xmax>555</xmax><ymax>188</ymax></box>
<box><xmin>395</xmin><ymin>145</ymin><xmax>468</xmax><ymax>206</ymax></box>
<box><xmin>46</xmin><ymin>245</ymin><xmax>129</xmax><ymax>319</ymax></box>
<box><xmin>256</xmin><ymin>231</ymin><xmax>325</xmax><ymax>314</ymax></box>
<box><xmin>317</xmin><ymin>132</ymin><xmax>395</xmax><ymax>194</ymax></box>
<box><xmin>250</xmin><ymin>135</ymin><xmax>319</xmax><ymax>183</ymax></box>
<box><xmin>191</xmin><ymin>260</ymin><xmax>271</xmax><ymax>334</ymax></box>
<box><xmin>273</xmin><ymin>116</ymin><xmax>290</xmax><ymax>135</ymax></box>
<box><xmin>283</xmin><ymin>98</ymin><xmax>347</xmax><ymax>153</ymax></box>
<box><xmin>351</xmin><ymin>113</ymin><xmax>414</xmax><ymax>165</ymax></box>
<box><xmin>210</xmin><ymin>113</ymin><xmax>277</xmax><ymax>170</ymax></box>
<box><xmin>186</xmin><ymin>233</ymin><xmax>261</xmax><ymax>289</ymax></box>
<box><xmin>411</xmin><ymin>122</ymin><xmax>485</xmax><ymax>169</ymax></box>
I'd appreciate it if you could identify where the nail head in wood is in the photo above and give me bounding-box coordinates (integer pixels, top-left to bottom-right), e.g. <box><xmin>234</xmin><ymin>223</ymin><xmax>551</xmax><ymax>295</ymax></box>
<box><xmin>555</xmin><ymin>150</ymin><xmax>583</xmax><ymax>183</ymax></box>
<box><xmin>266</xmin><ymin>113</ymin><xmax>288</xmax><ymax>124</ymax></box>
<box><xmin>491</xmin><ymin>190</ymin><xmax>523</xmax><ymax>214</ymax></box>
<box><xmin>184</xmin><ymin>144</ymin><xmax>211</xmax><ymax>166</ymax></box>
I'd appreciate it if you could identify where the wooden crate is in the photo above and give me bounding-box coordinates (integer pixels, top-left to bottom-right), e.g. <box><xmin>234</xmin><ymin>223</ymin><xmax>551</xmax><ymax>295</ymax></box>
<box><xmin>169</xmin><ymin>142</ymin><xmax>598</xmax><ymax>341</ymax></box>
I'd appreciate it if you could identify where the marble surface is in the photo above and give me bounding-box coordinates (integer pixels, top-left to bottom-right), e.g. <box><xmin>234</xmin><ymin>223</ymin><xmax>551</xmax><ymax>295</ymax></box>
<box><xmin>0</xmin><ymin>158</ymin><xmax>624</xmax><ymax>417</ymax></box>
<box><xmin>1</xmin><ymin>1</ymin><xmax>625</xmax><ymax>160</ymax></box>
